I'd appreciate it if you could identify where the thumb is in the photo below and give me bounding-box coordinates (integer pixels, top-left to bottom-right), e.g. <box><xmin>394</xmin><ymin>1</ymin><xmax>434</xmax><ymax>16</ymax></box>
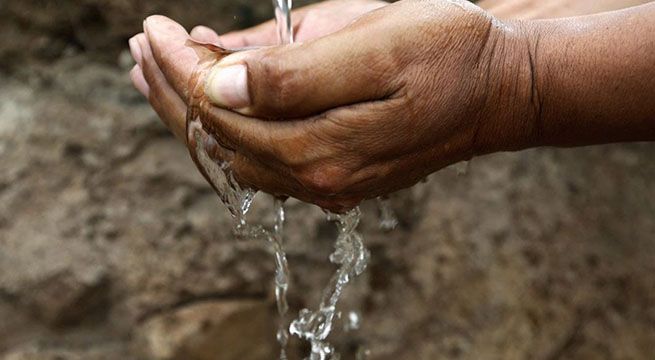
<box><xmin>204</xmin><ymin>23</ymin><xmax>399</xmax><ymax>118</ymax></box>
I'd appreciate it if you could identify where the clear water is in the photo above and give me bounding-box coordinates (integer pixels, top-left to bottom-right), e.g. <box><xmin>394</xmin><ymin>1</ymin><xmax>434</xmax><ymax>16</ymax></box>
<box><xmin>271</xmin><ymin>0</ymin><xmax>293</xmax><ymax>356</ymax></box>
<box><xmin>290</xmin><ymin>208</ymin><xmax>370</xmax><ymax>360</ymax></box>
<box><xmin>376</xmin><ymin>197</ymin><xmax>399</xmax><ymax>231</ymax></box>
<box><xmin>272</xmin><ymin>0</ymin><xmax>294</xmax><ymax>45</ymax></box>
<box><xmin>455</xmin><ymin>160</ymin><xmax>471</xmax><ymax>176</ymax></box>
<box><xmin>184</xmin><ymin>1</ymin><xmax>370</xmax><ymax>359</ymax></box>
<box><xmin>271</xmin><ymin>2</ymin><xmax>370</xmax><ymax>358</ymax></box>
<box><xmin>343</xmin><ymin>311</ymin><xmax>362</xmax><ymax>332</ymax></box>
<box><xmin>188</xmin><ymin>110</ymin><xmax>368</xmax><ymax>360</ymax></box>
<box><xmin>188</xmin><ymin>119</ymin><xmax>291</xmax><ymax>358</ymax></box>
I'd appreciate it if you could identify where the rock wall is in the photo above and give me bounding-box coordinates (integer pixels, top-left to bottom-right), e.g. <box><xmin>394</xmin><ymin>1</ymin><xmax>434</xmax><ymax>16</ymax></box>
<box><xmin>1</xmin><ymin>1</ymin><xmax>654</xmax><ymax>359</ymax></box>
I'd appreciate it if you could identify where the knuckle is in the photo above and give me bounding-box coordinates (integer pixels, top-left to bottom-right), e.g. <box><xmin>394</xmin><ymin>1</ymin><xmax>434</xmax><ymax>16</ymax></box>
<box><xmin>258</xmin><ymin>53</ymin><xmax>300</xmax><ymax>112</ymax></box>
<box><xmin>295</xmin><ymin>163</ymin><xmax>351</xmax><ymax>196</ymax></box>
<box><xmin>276</xmin><ymin>137</ymin><xmax>314</xmax><ymax>169</ymax></box>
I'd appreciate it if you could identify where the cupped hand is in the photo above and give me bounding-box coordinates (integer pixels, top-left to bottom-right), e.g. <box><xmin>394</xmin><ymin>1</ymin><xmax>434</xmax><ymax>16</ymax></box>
<box><xmin>196</xmin><ymin>0</ymin><xmax>387</xmax><ymax>48</ymax></box>
<box><xmin>130</xmin><ymin>0</ymin><xmax>537</xmax><ymax>211</ymax></box>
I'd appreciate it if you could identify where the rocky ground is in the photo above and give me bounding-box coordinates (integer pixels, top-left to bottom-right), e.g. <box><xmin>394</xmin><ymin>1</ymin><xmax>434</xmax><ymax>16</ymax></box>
<box><xmin>1</xmin><ymin>1</ymin><xmax>654</xmax><ymax>359</ymax></box>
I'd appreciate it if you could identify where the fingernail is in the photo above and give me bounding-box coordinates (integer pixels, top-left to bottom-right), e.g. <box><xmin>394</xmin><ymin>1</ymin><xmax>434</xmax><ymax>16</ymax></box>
<box><xmin>129</xmin><ymin>36</ymin><xmax>142</xmax><ymax>64</ymax></box>
<box><xmin>205</xmin><ymin>64</ymin><xmax>250</xmax><ymax>109</ymax></box>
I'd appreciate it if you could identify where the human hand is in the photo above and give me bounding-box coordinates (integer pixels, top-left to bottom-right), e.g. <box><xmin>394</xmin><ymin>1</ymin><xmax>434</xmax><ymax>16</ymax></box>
<box><xmin>478</xmin><ymin>0</ymin><xmax>652</xmax><ymax>19</ymax></box>
<box><xmin>192</xmin><ymin>0</ymin><xmax>387</xmax><ymax>48</ymax></box>
<box><xmin>128</xmin><ymin>0</ymin><xmax>387</xmax><ymax>142</ymax></box>
<box><xmin>130</xmin><ymin>0</ymin><xmax>537</xmax><ymax>211</ymax></box>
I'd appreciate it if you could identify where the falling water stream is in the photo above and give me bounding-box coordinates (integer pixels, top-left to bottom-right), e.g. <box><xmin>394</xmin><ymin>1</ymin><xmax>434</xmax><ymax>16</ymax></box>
<box><xmin>183</xmin><ymin>2</ymin><xmax>482</xmax><ymax>357</ymax></box>
<box><xmin>272</xmin><ymin>0</ymin><xmax>294</xmax><ymax>46</ymax></box>
<box><xmin>183</xmin><ymin>1</ymin><xmax>375</xmax><ymax>359</ymax></box>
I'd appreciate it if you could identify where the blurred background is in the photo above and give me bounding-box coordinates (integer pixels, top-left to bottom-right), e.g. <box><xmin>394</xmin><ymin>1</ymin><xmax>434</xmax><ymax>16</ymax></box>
<box><xmin>1</xmin><ymin>0</ymin><xmax>654</xmax><ymax>359</ymax></box>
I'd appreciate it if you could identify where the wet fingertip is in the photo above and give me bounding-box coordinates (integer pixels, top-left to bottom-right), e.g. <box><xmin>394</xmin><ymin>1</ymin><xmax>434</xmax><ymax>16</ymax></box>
<box><xmin>130</xmin><ymin>64</ymin><xmax>150</xmax><ymax>97</ymax></box>
<box><xmin>134</xmin><ymin>33</ymin><xmax>147</xmax><ymax>43</ymax></box>
<box><xmin>143</xmin><ymin>17</ymin><xmax>154</xmax><ymax>38</ymax></box>
<box><xmin>128</xmin><ymin>36</ymin><xmax>142</xmax><ymax>65</ymax></box>
<box><xmin>190</xmin><ymin>25</ymin><xmax>206</xmax><ymax>36</ymax></box>
<box><xmin>135</xmin><ymin>33</ymin><xmax>150</xmax><ymax>58</ymax></box>
<box><xmin>191</xmin><ymin>25</ymin><xmax>221</xmax><ymax>44</ymax></box>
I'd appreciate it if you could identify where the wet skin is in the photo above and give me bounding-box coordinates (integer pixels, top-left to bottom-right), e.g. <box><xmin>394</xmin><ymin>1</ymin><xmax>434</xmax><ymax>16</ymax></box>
<box><xmin>129</xmin><ymin>0</ymin><xmax>655</xmax><ymax>212</ymax></box>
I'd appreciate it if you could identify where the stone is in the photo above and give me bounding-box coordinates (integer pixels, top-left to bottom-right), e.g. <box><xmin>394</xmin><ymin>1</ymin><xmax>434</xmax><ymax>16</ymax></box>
<box><xmin>135</xmin><ymin>300</ymin><xmax>276</xmax><ymax>360</ymax></box>
<box><xmin>22</xmin><ymin>266</ymin><xmax>109</xmax><ymax>327</ymax></box>
<box><xmin>2</xmin><ymin>345</ymin><xmax>133</xmax><ymax>360</ymax></box>
<box><xmin>3</xmin><ymin>348</ymin><xmax>86</xmax><ymax>360</ymax></box>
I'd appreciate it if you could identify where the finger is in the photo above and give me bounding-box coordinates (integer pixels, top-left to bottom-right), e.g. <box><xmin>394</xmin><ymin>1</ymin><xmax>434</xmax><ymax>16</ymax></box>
<box><xmin>187</xmin><ymin>104</ymin><xmax>301</xmax><ymax>198</ymax></box>
<box><xmin>130</xmin><ymin>64</ymin><xmax>150</xmax><ymax>97</ymax></box>
<box><xmin>143</xmin><ymin>15</ymin><xmax>198</xmax><ymax>103</ymax></box>
<box><xmin>204</xmin><ymin>14</ymin><xmax>400</xmax><ymax>118</ymax></box>
<box><xmin>219</xmin><ymin>0</ymin><xmax>370</xmax><ymax>48</ymax></box>
<box><xmin>230</xmin><ymin>152</ymin><xmax>298</xmax><ymax>196</ymax></box>
<box><xmin>198</xmin><ymin>100</ymin><xmax>320</xmax><ymax>170</ymax></box>
<box><xmin>218</xmin><ymin>2</ymin><xmax>317</xmax><ymax>48</ymax></box>
<box><xmin>192</xmin><ymin>130</ymin><xmax>351</xmax><ymax>212</ymax></box>
<box><xmin>190</xmin><ymin>25</ymin><xmax>222</xmax><ymax>44</ymax></box>
<box><xmin>190</xmin><ymin>120</ymin><xmax>334</xmax><ymax>207</ymax></box>
<box><xmin>203</xmin><ymin>134</ymin><xmax>235</xmax><ymax>163</ymax></box>
<box><xmin>128</xmin><ymin>35</ymin><xmax>143</xmax><ymax>65</ymax></box>
<box><xmin>189</xmin><ymin>130</ymin><xmax>295</xmax><ymax>199</ymax></box>
<box><xmin>219</xmin><ymin>20</ymin><xmax>278</xmax><ymax>48</ymax></box>
<box><xmin>137</xmin><ymin>33</ymin><xmax>187</xmax><ymax>140</ymax></box>
<box><xmin>230</xmin><ymin>152</ymin><xmax>352</xmax><ymax>211</ymax></box>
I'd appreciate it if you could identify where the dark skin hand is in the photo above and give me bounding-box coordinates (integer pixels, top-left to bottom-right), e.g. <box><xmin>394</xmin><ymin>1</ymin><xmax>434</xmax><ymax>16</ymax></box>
<box><xmin>129</xmin><ymin>0</ymin><xmax>389</xmax><ymax>140</ymax></box>
<box><xmin>478</xmin><ymin>0</ymin><xmax>653</xmax><ymax>19</ymax></box>
<box><xmin>129</xmin><ymin>0</ymin><xmax>655</xmax><ymax>212</ymax></box>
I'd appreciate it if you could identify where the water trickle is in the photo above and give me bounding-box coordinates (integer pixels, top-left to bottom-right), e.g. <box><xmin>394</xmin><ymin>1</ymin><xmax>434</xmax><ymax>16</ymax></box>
<box><xmin>272</xmin><ymin>0</ymin><xmax>294</xmax><ymax>45</ymax></box>
<box><xmin>343</xmin><ymin>311</ymin><xmax>362</xmax><ymax>332</ymax></box>
<box><xmin>445</xmin><ymin>0</ymin><xmax>469</xmax><ymax>10</ymax></box>
<box><xmin>184</xmin><ymin>1</ymin><xmax>371</xmax><ymax>359</ymax></box>
<box><xmin>355</xmin><ymin>347</ymin><xmax>371</xmax><ymax>360</ymax></box>
<box><xmin>187</xmin><ymin>115</ymin><xmax>292</xmax><ymax>358</ymax></box>
<box><xmin>454</xmin><ymin>160</ymin><xmax>471</xmax><ymax>176</ymax></box>
<box><xmin>376</xmin><ymin>197</ymin><xmax>399</xmax><ymax>231</ymax></box>
<box><xmin>290</xmin><ymin>208</ymin><xmax>370</xmax><ymax>359</ymax></box>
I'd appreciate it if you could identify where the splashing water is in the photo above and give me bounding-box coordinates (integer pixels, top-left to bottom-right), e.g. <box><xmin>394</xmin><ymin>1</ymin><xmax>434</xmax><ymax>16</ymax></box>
<box><xmin>188</xmin><ymin>99</ymin><xmax>368</xmax><ymax>360</ymax></box>
<box><xmin>290</xmin><ymin>209</ymin><xmax>370</xmax><ymax>359</ymax></box>
<box><xmin>184</xmin><ymin>1</ymin><xmax>370</xmax><ymax>359</ymax></box>
<box><xmin>270</xmin><ymin>1</ymin><xmax>293</xmax><ymax>355</ymax></box>
<box><xmin>376</xmin><ymin>197</ymin><xmax>399</xmax><ymax>231</ymax></box>
<box><xmin>187</xmin><ymin>119</ymin><xmax>292</xmax><ymax>358</ymax></box>
<box><xmin>454</xmin><ymin>160</ymin><xmax>471</xmax><ymax>176</ymax></box>
<box><xmin>343</xmin><ymin>311</ymin><xmax>362</xmax><ymax>332</ymax></box>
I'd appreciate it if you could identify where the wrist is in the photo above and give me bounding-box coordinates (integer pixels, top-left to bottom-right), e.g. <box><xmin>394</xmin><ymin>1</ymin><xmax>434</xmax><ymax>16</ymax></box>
<box><xmin>479</xmin><ymin>0</ymin><xmax>545</xmax><ymax>19</ymax></box>
<box><xmin>513</xmin><ymin>6</ymin><xmax>655</xmax><ymax>148</ymax></box>
<box><xmin>473</xmin><ymin>18</ymin><xmax>544</xmax><ymax>156</ymax></box>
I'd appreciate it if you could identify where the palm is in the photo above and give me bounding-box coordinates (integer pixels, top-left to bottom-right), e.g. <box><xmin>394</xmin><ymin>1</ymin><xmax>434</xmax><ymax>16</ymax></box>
<box><xmin>218</xmin><ymin>0</ymin><xmax>387</xmax><ymax>47</ymax></box>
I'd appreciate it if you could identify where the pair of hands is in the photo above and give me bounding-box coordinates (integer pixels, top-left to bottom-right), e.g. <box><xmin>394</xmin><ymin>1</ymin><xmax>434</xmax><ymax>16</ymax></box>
<box><xmin>129</xmin><ymin>0</ymin><xmax>655</xmax><ymax>211</ymax></box>
<box><xmin>130</xmin><ymin>0</ymin><xmax>528</xmax><ymax>211</ymax></box>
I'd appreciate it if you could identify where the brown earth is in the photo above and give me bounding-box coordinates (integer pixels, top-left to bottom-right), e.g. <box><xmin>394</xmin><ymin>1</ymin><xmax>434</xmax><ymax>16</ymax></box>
<box><xmin>1</xmin><ymin>1</ymin><xmax>654</xmax><ymax>359</ymax></box>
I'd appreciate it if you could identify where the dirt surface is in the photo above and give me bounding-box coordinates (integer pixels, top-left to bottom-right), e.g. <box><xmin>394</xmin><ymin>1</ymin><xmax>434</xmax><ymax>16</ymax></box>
<box><xmin>1</xmin><ymin>1</ymin><xmax>654</xmax><ymax>359</ymax></box>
